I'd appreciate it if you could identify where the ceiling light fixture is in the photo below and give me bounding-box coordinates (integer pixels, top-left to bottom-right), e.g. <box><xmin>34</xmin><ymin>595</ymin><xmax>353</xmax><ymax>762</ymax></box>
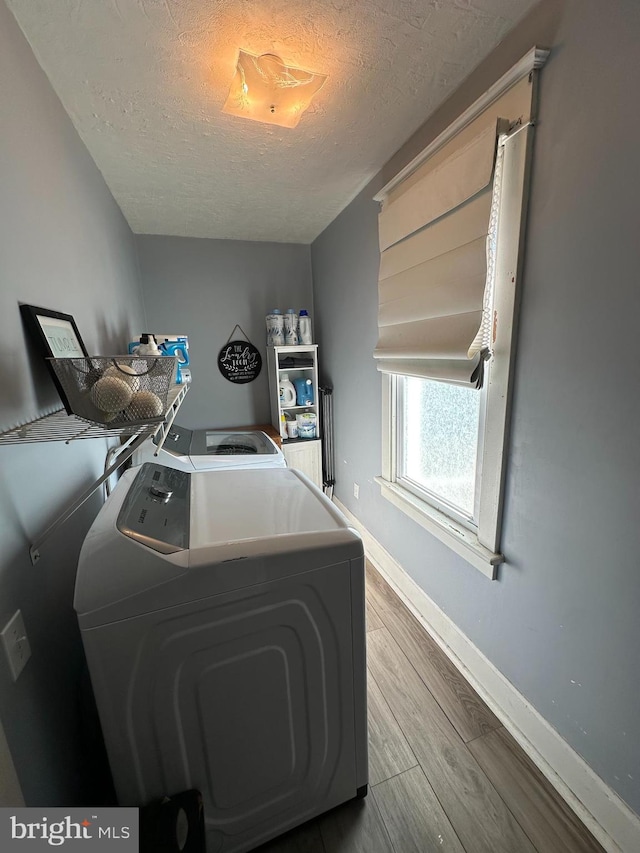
<box><xmin>223</xmin><ymin>50</ymin><xmax>327</xmax><ymax>129</ymax></box>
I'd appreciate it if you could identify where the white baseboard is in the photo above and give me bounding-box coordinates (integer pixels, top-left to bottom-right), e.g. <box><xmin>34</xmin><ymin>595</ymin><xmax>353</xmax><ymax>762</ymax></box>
<box><xmin>336</xmin><ymin>498</ymin><xmax>640</xmax><ymax>853</ymax></box>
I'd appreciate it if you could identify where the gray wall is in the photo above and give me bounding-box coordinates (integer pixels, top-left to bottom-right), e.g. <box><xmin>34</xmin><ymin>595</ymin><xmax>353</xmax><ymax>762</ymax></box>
<box><xmin>137</xmin><ymin>235</ymin><xmax>313</xmax><ymax>429</ymax></box>
<box><xmin>0</xmin><ymin>0</ymin><xmax>145</xmax><ymax>805</ymax></box>
<box><xmin>311</xmin><ymin>0</ymin><xmax>640</xmax><ymax>817</ymax></box>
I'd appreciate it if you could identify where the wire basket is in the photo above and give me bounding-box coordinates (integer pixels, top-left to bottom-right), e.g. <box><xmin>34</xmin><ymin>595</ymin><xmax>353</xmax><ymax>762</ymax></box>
<box><xmin>48</xmin><ymin>356</ymin><xmax>175</xmax><ymax>427</ymax></box>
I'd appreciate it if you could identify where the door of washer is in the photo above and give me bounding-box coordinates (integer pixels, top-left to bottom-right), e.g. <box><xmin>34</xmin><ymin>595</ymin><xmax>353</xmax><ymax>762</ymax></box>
<box><xmin>131</xmin><ymin>426</ymin><xmax>286</xmax><ymax>471</ymax></box>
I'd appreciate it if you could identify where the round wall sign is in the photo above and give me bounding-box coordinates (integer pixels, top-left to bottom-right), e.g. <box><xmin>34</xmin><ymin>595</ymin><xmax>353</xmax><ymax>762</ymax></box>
<box><xmin>217</xmin><ymin>340</ymin><xmax>262</xmax><ymax>384</ymax></box>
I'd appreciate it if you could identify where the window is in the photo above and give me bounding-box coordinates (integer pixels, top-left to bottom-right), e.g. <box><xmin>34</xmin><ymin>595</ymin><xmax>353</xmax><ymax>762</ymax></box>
<box><xmin>374</xmin><ymin>48</ymin><xmax>548</xmax><ymax>578</ymax></box>
<box><xmin>397</xmin><ymin>375</ymin><xmax>483</xmax><ymax>526</ymax></box>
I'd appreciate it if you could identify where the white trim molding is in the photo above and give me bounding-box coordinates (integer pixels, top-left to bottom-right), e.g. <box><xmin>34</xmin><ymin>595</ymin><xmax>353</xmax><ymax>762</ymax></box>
<box><xmin>375</xmin><ymin>476</ymin><xmax>501</xmax><ymax>578</ymax></box>
<box><xmin>337</xmin><ymin>499</ymin><xmax>640</xmax><ymax>853</ymax></box>
<box><xmin>374</xmin><ymin>46</ymin><xmax>550</xmax><ymax>202</ymax></box>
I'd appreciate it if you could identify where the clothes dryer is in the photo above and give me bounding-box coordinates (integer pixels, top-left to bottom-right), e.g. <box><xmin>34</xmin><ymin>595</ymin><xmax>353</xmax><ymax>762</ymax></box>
<box><xmin>75</xmin><ymin>463</ymin><xmax>367</xmax><ymax>853</ymax></box>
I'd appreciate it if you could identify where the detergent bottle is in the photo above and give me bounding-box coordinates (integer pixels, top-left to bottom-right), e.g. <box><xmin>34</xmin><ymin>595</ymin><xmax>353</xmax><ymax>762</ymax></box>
<box><xmin>158</xmin><ymin>337</ymin><xmax>189</xmax><ymax>365</ymax></box>
<box><xmin>266</xmin><ymin>310</ymin><xmax>285</xmax><ymax>347</ymax></box>
<box><xmin>298</xmin><ymin>310</ymin><xmax>312</xmax><ymax>345</ymax></box>
<box><xmin>159</xmin><ymin>337</ymin><xmax>190</xmax><ymax>384</ymax></box>
<box><xmin>279</xmin><ymin>374</ymin><xmax>296</xmax><ymax>406</ymax></box>
<box><xmin>284</xmin><ymin>309</ymin><xmax>298</xmax><ymax>346</ymax></box>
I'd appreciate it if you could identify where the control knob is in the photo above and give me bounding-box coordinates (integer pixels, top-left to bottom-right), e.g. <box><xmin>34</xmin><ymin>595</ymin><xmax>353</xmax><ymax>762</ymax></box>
<box><xmin>149</xmin><ymin>484</ymin><xmax>173</xmax><ymax>503</ymax></box>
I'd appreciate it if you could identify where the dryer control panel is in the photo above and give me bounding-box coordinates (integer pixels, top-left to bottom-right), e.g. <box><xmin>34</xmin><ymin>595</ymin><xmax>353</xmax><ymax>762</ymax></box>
<box><xmin>117</xmin><ymin>463</ymin><xmax>190</xmax><ymax>554</ymax></box>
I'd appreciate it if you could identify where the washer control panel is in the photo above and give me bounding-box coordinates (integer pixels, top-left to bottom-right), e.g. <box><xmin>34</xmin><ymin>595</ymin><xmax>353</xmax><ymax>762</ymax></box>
<box><xmin>117</xmin><ymin>463</ymin><xmax>190</xmax><ymax>553</ymax></box>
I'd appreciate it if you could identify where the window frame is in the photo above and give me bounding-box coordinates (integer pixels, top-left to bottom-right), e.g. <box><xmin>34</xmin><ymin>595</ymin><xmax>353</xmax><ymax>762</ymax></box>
<box><xmin>374</xmin><ymin>56</ymin><xmax>542</xmax><ymax>580</ymax></box>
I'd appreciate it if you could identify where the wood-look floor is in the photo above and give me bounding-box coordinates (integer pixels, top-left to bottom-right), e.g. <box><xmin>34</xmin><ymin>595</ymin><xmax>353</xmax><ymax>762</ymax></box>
<box><xmin>257</xmin><ymin>561</ymin><xmax>605</xmax><ymax>853</ymax></box>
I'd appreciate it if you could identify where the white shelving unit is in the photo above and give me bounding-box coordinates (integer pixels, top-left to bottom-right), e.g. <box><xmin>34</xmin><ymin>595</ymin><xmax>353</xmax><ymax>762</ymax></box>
<box><xmin>0</xmin><ymin>384</ymin><xmax>188</xmax><ymax>564</ymax></box>
<box><xmin>267</xmin><ymin>345</ymin><xmax>322</xmax><ymax>488</ymax></box>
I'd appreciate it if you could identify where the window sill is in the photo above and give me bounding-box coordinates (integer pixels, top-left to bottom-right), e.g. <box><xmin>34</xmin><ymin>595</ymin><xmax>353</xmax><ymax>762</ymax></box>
<box><xmin>375</xmin><ymin>477</ymin><xmax>503</xmax><ymax>579</ymax></box>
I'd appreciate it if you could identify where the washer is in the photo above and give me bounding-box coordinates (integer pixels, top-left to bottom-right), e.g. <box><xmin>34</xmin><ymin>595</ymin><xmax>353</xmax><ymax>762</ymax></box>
<box><xmin>131</xmin><ymin>424</ymin><xmax>286</xmax><ymax>472</ymax></box>
<box><xmin>75</xmin><ymin>463</ymin><xmax>367</xmax><ymax>853</ymax></box>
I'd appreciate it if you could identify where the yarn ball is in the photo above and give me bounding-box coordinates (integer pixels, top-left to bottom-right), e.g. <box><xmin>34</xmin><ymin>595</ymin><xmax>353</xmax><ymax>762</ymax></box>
<box><xmin>90</xmin><ymin>375</ymin><xmax>134</xmax><ymax>413</ymax></box>
<box><xmin>125</xmin><ymin>390</ymin><xmax>163</xmax><ymax>420</ymax></box>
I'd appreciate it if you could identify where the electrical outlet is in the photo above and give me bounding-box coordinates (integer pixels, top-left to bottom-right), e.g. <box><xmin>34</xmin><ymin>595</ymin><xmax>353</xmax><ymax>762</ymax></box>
<box><xmin>353</xmin><ymin>483</ymin><xmax>360</xmax><ymax>499</ymax></box>
<box><xmin>1</xmin><ymin>610</ymin><xmax>31</xmax><ymax>682</ymax></box>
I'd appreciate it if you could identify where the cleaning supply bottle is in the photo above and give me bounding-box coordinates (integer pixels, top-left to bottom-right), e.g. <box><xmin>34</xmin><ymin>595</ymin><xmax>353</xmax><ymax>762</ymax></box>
<box><xmin>279</xmin><ymin>373</ymin><xmax>296</xmax><ymax>407</ymax></box>
<box><xmin>298</xmin><ymin>309</ymin><xmax>312</xmax><ymax>345</ymax></box>
<box><xmin>136</xmin><ymin>334</ymin><xmax>161</xmax><ymax>356</ymax></box>
<box><xmin>266</xmin><ymin>310</ymin><xmax>285</xmax><ymax>347</ymax></box>
<box><xmin>159</xmin><ymin>338</ymin><xmax>189</xmax><ymax>366</ymax></box>
<box><xmin>159</xmin><ymin>339</ymin><xmax>188</xmax><ymax>384</ymax></box>
<box><xmin>293</xmin><ymin>377</ymin><xmax>314</xmax><ymax>406</ymax></box>
<box><xmin>284</xmin><ymin>309</ymin><xmax>298</xmax><ymax>346</ymax></box>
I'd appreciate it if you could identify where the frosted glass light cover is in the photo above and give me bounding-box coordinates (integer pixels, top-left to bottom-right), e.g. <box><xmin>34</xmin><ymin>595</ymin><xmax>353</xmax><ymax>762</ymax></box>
<box><xmin>223</xmin><ymin>51</ymin><xmax>327</xmax><ymax>129</ymax></box>
<box><xmin>401</xmin><ymin>376</ymin><xmax>480</xmax><ymax>517</ymax></box>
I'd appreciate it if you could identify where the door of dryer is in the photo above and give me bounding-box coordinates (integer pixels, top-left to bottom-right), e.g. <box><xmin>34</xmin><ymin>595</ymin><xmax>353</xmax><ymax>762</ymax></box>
<box><xmin>81</xmin><ymin>562</ymin><xmax>359</xmax><ymax>853</ymax></box>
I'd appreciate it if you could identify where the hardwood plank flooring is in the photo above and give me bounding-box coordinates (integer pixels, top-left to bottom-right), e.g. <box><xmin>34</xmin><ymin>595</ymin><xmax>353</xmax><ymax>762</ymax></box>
<box><xmin>365</xmin><ymin>601</ymin><xmax>383</xmax><ymax>632</ymax></box>
<box><xmin>318</xmin><ymin>795</ymin><xmax>394</xmax><ymax>853</ymax></box>
<box><xmin>373</xmin><ymin>765</ymin><xmax>465</xmax><ymax>852</ymax></box>
<box><xmin>365</xmin><ymin>561</ymin><xmax>403</xmax><ymax>614</ymax></box>
<box><xmin>367</xmin><ymin>626</ymin><xmax>536</xmax><ymax>853</ymax></box>
<box><xmin>258</xmin><ymin>561</ymin><xmax>606</xmax><ymax>853</ymax></box>
<box><xmin>468</xmin><ymin>727</ymin><xmax>606</xmax><ymax>853</ymax></box>
<box><xmin>256</xmin><ymin>819</ymin><xmax>326</xmax><ymax>853</ymax></box>
<box><xmin>366</xmin><ymin>670</ymin><xmax>417</xmax><ymax>786</ymax></box>
<box><xmin>376</xmin><ymin>600</ymin><xmax>501</xmax><ymax>743</ymax></box>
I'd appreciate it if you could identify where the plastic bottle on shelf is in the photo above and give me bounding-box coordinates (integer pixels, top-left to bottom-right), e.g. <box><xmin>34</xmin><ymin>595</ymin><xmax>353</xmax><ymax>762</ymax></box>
<box><xmin>158</xmin><ymin>337</ymin><xmax>189</xmax><ymax>366</ymax></box>
<box><xmin>284</xmin><ymin>309</ymin><xmax>298</xmax><ymax>346</ymax></box>
<box><xmin>266</xmin><ymin>309</ymin><xmax>285</xmax><ymax>347</ymax></box>
<box><xmin>293</xmin><ymin>377</ymin><xmax>313</xmax><ymax>406</ymax></box>
<box><xmin>136</xmin><ymin>334</ymin><xmax>161</xmax><ymax>356</ymax></box>
<box><xmin>279</xmin><ymin>374</ymin><xmax>296</xmax><ymax>407</ymax></box>
<box><xmin>298</xmin><ymin>309</ymin><xmax>312</xmax><ymax>345</ymax></box>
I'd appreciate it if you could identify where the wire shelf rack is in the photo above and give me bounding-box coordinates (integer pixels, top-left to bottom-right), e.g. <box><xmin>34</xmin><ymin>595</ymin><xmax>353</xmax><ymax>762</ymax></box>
<box><xmin>0</xmin><ymin>408</ymin><xmax>159</xmax><ymax>445</ymax></box>
<box><xmin>0</xmin><ymin>386</ymin><xmax>188</xmax><ymax>446</ymax></box>
<box><xmin>0</xmin><ymin>384</ymin><xmax>189</xmax><ymax>564</ymax></box>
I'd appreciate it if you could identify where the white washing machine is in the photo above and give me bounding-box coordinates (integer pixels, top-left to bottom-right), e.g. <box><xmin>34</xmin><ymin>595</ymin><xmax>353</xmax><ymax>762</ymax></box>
<box><xmin>131</xmin><ymin>424</ymin><xmax>286</xmax><ymax>471</ymax></box>
<box><xmin>75</xmin><ymin>462</ymin><xmax>367</xmax><ymax>853</ymax></box>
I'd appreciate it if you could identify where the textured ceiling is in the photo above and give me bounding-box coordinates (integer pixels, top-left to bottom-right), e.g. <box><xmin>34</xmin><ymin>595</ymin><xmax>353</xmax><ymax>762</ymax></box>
<box><xmin>7</xmin><ymin>0</ymin><xmax>536</xmax><ymax>243</ymax></box>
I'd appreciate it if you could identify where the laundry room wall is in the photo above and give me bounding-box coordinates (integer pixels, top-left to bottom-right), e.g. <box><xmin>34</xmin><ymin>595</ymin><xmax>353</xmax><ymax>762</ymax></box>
<box><xmin>0</xmin><ymin>0</ymin><xmax>145</xmax><ymax>806</ymax></box>
<box><xmin>136</xmin><ymin>235</ymin><xmax>313</xmax><ymax>429</ymax></box>
<box><xmin>311</xmin><ymin>0</ymin><xmax>640</xmax><ymax>824</ymax></box>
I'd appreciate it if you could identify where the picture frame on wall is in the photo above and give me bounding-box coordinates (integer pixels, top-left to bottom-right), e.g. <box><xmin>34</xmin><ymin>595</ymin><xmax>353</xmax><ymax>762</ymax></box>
<box><xmin>20</xmin><ymin>303</ymin><xmax>89</xmax><ymax>414</ymax></box>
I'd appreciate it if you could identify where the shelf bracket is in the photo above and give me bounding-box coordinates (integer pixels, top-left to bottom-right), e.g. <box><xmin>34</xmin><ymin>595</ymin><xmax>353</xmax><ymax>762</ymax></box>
<box><xmin>28</xmin><ymin>428</ymin><xmax>153</xmax><ymax>566</ymax></box>
<box><xmin>27</xmin><ymin>384</ymin><xmax>189</xmax><ymax>566</ymax></box>
<box><xmin>153</xmin><ymin>385</ymin><xmax>184</xmax><ymax>455</ymax></box>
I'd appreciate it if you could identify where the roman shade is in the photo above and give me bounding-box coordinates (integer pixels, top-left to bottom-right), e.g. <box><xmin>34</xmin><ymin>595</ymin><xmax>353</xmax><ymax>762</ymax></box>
<box><xmin>374</xmin><ymin>116</ymin><xmax>507</xmax><ymax>387</ymax></box>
